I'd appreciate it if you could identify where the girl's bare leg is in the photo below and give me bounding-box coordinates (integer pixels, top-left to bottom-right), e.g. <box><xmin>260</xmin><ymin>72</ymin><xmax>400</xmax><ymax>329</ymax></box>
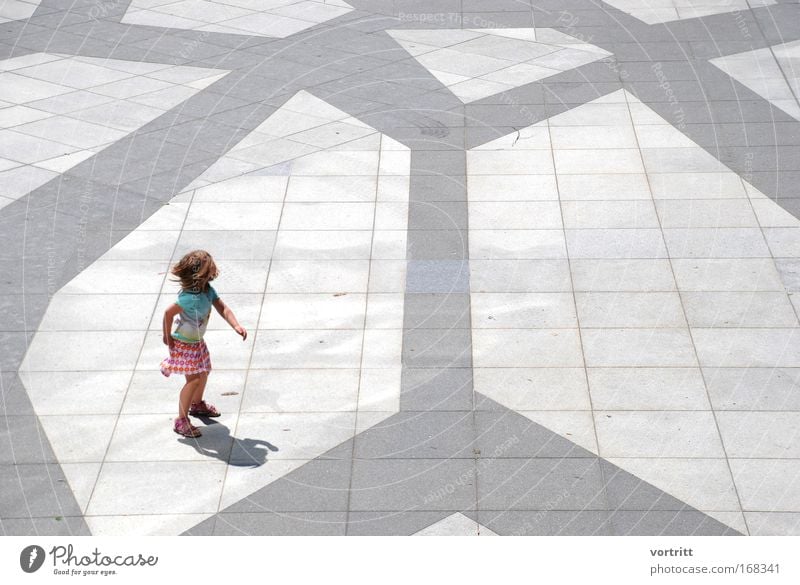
<box><xmin>179</xmin><ymin>374</ymin><xmax>204</xmax><ymax>419</ymax></box>
<box><xmin>189</xmin><ymin>372</ymin><xmax>209</xmax><ymax>407</ymax></box>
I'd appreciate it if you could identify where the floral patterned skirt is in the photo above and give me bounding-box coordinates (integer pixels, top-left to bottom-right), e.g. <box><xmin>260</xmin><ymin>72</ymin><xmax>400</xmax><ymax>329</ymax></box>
<box><xmin>160</xmin><ymin>339</ymin><xmax>212</xmax><ymax>377</ymax></box>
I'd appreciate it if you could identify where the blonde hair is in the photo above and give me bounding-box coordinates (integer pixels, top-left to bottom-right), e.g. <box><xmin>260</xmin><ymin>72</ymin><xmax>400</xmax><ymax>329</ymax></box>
<box><xmin>171</xmin><ymin>250</ymin><xmax>218</xmax><ymax>293</ymax></box>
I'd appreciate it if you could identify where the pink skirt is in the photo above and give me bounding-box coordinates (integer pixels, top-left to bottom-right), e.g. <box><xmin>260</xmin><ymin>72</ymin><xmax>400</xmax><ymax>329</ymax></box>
<box><xmin>160</xmin><ymin>339</ymin><xmax>212</xmax><ymax>377</ymax></box>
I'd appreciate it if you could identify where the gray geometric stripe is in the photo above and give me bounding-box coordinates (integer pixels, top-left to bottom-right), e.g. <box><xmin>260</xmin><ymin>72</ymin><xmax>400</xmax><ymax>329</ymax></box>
<box><xmin>2</xmin><ymin>0</ymin><xmax>799</xmax><ymax>535</ymax></box>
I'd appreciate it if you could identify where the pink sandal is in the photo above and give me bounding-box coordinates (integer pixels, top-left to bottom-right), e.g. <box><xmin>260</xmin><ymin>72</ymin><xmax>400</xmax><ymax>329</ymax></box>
<box><xmin>174</xmin><ymin>417</ymin><xmax>202</xmax><ymax>438</ymax></box>
<box><xmin>189</xmin><ymin>400</ymin><xmax>221</xmax><ymax>417</ymax></box>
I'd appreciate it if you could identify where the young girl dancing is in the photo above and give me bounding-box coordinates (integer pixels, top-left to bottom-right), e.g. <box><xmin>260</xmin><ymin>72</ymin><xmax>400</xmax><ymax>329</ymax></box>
<box><xmin>160</xmin><ymin>250</ymin><xmax>247</xmax><ymax>438</ymax></box>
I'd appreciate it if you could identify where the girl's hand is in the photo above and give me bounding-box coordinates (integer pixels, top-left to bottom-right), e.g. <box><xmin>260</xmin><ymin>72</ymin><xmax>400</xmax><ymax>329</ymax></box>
<box><xmin>235</xmin><ymin>325</ymin><xmax>247</xmax><ymax>341</ymax></box>
<box><xmin>163</xmin><ymin>334</ymin><xmax>175</xmax><ymax>349</ymax></box>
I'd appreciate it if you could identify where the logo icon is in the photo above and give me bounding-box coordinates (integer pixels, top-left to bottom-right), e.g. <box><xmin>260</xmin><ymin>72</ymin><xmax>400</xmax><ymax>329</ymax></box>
<box><xmin>20</xmin><ymin>545</ymin><xmax>45</xmax><ymax>573</ymax></box>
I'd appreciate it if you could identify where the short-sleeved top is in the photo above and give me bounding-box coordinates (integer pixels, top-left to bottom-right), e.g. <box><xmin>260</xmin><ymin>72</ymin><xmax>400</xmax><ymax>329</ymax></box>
<box><xmin>172</xmin><ymin>285</ymin><xmax>219</xmax><ymax>343</ymax></box>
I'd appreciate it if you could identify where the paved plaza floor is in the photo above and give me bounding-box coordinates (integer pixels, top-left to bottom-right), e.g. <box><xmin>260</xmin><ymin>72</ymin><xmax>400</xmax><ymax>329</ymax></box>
<box><xmin>2</xmin><ymin>0</ymin><xmax>800</xmax><ymax>536</ymax></box>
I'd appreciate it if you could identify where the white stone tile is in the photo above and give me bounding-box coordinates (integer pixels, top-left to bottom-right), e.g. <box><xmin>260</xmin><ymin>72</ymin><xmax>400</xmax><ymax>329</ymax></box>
<box><xmin>671</xmin><ymin>258</ymin><xmax>784</xmax><ymax>291</ymax></box>
<box><xmin>570</xmin><ymin>259</ymin><xmax>676</xmax><ymax>291</ymax></box>
<box><xmin>250</xmin><ymin>329</ymin><xmax>364</xmax><ymax>368</ymax></box>
<box><xmin>693</xmin><ymin>328</ymin><xmax>800</xmax><ymax>368</ymax></box>
<box><xmin>86</xmin><ymin>461</ymin><xmax>226</xmax><ymax>515</ymax></box>
<box><xmin>105</xmin><ymin>412</ymin><xmax>239</xmax><ymax>462</ymax></box>
<box><xmin>374</xmin><ymin>202</ymin><xmax>408</xmax><ymax>231</ymax></box>
<box><xmin>704</xmin><ymin>367</ymin><xmax>800</xmax><ymax>411</ymax></box>
<box><xmin>561</xmin><ymin>200</ymin><xmax>659</xmax><ymax>229</ymax></box>
<box><xmin>648</xmin><ymin>172</ymin><xmax>747</xmax><ymax>199</ymax></box>
<box><xmin>123</xmin><ymin>370</ymin><xmax>245</xmax><ymax>415</ymax></box>
<box><xmin>662</xmin><ymin>228</ymin><xmax>770</xmax><ymax>258</ymax></box>
<box><xmin>281</xmin><ymin>203</ymin><xmax>375</xmax><ymax>231</ymax></box>
<box><xmin>642</xmin><ymin>147</ymin><xmax>728</xmax><ymax>173</ymax></box>
<box><xmin>274</xmin><ymin>230</ymin><xmax>373</xmax><ymax>260</ymax></box>
<box><xmin>414</xmin><ymin>513</ymin><xmax>483</xmax><ymax>536</ymax></box>
<box><xmin>565</xmin><ymin>229</ymin><xmax>667</xmax><ymax>259</ymax></box>
<box><xmin>23</xmin><ymin>331</ymin><xmax>146</xmax><ymax>371</ymax></box>
<box><xmin>86</xmin><ymin>514</ymin><xmax>213</xmax><ymax>536</ymax></box>
<box><xmin>549</xmin><ymin>125</ymin><xmax>638</xmax><ymax>149</ymax></box>
<box><xmin>588</xmin><ymin>368</ymin><xmax>710</xmax><ymax>410</ymax></box>
<box><xmin>730</xmin><ymin>459</ymin><xmax>800</xmax><ymax>512</ymax></box>
<box><xmin>595</xmin><ymin>411</ymin><xmax>725</xmax><ymax>457</ymax></box>
<box><xmin>183</xmin><ymin>201</ymin><xmax>283</xmax><ymax>231</ymax></box>
<box><xmin>175</xmin><ymin>230</ymin><xmax>277</xmax><ymax>261</ymax></box>
<box><xmin>548</xmin><ymin>102</ymin><xmax>632</xmax><ymax>126</ymax></box>
<box><xmin>473</xmin><ymin>124</ymin><xmax>551</xmax><ymax>151</ymax></box>
<box><xmin>655</xmin><ymin>199</ymin><xmax>758</xmax><ymax>228</ymax></box>
<box><xmin>763</xmin><ymin>227</ymin><xmax>800</xmax><ymax>257</ymax></box>
<box><xmin>470</xmin><ymin>230</ymin><xmax>567</xmax><ymax>259</ymax></box>
<box><xmin>467</xmin><ymin>150</ymin><xmax>554</xmax><ymax>175</ymax></box>
<box><xmin>192</xmin><ymin>175</ymin><xmax>288</xmax><ymax>202</ymax></box>
<box><xmin>357</xmin><ymin>368</ymin><xmax>401</xmax><ymax>412</ymax></box>
<box><xmin>58</xmin><ymin>260</ymin><xmax>168</xmax><ymax>294</ymax></box>
<box><xmin>468</xmin><ymin>175</ymin><xmax>558</xmax><ymax>201</ymax></box>
<box><xmin>289</xmin><ymin>150</ymin><xmax>379</xmax><ymax>176</ymax></box>
<box><xmin>745</xmin><ymin>512</ymin><xmax>800</xmax><ymax>536</ymax></box>
<box><xmin>682</xmin><ymin>292</ymin><xmax>798</xmax><ymax>327</ymax></box>
<box><xmin>234</xmin><ymin>412</ymin><xmax>356</xmax><ymax>460</ymax></box>
<box><xmin>39</xmin><ymin>293</ymin><xmax>157</xmax><ymax>331</ymax></box>
<box><xmin>470</xmin><ymin>259</ymin><xmax>572</xmax><ymax>292</ymax></box>
<box><xmin>472</xmin><ymin>329</ymin><xmax>584</xmax><ymax>367</ymax></box>
<box><xmin>365</xmin><ymin>293</ymin><xmax>404</xmax><ymax>329</ymax></box>
<box><xmin>60</xmin><ymin>463</ymin><xmax>102</xmax><ymax>514</ymax></box>
<box><xmin>377</xmin><ymin>175</ymin><xmax>410</xmax><ymax>202</ymax></box>
<box><xmin>634</xmin><ymin>124</ymin><xmax>697</xmax><ymax>148</ymax></box>
<box><xmin>266</xmin><ymin>260</ymin><xmax>369</xmax><ymax>293</ymax></box>
<box><xmin>20</xmin><ymin>371</ymin><xmax>130</xmax><ymax>416</ymax></box>
<box><xmin>554</xmin><ymin>148</ymin><xmax>644</xmax><ymax>174</ymax></box>
<box><xmin>557</xmin><ymin>174</ymin><xmax>652</xmax><ymax>200</ymax></box>
<box><xmin>471</xmin><ymin>292</ymin><xmax>577</xmax><ymax>328</ymax></box>
<box><xmin>286</xmin><ymin>175</ymin><xmax>376</xmax><ymax>202</ymax></box>
<box><xmin>607</xmin><ymin>457</ymin><xmax>741</xmax><ymax>513</ymax></box>
<box><xmin>258</xmin><ymin>293</ymin><xmax>366</xmax><ymax>330</ymax></box>
<box><xmin>749</xmin><ymin>198</ymin><xmax>800</xmax><ymax>228</ymax></box>
<box><xmin>518</xmin><ymin>410</ymin><xmax>598</xmax><ymax>454</ymax></box>
<box><xmin>448</xmin><ymin>78</ymin><xmax>514</xmax><ymax>102</ymax></box>
<box><xmin>38</xmin><ymin>415</ymin><xmax>117</xmax><ymax>463</ymax></box>
<box><xmin>717</xmin><ymin>412</ymin><xmax>800</xmax><ymax>458</ymax></box>
<box><xmin>469</xmin><ymin>201</ymin><xmax>562</xmax><ymax>229</ymax></box>
<box><xmin>474</xmin><ymin>368</ymin><xmax>590</xmax><ymax>410</ymax></box>
<box><xmin>99</xmin><ymin>230</ymin><xmax>180</xmax><ymax>261</ymax></box>
<box><xmin>576</xmin><ymin>292</ymin><xmax>686</xmax><ymax>327</ymax></box>
<box><xmin>137</xmin><ymin>202</ymin><xmax>190</xmax><ymax>231</ymax></box>
<box><xmin>361</xmin><ymin>329</ymin><xmax>402</xmax><ymax>368</ymax></box>
<box><xmin>582</xmin><ymin>329</ymin><xmax>698</xmax><ymax>367</ymax></box>
<box><xmin>368</xmin><ymin>260</ymin><xmax>407</xmax><ymax>293</ymax></box>
<box><xmin>0</xmin><ymin>72</ymin><xmax>74</xmax><ymax>103</ymax></box>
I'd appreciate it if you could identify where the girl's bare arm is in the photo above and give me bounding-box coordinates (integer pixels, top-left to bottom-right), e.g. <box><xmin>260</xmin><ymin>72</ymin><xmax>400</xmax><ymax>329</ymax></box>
<box><xmin>163</xmin><ymin>303</ymin><xmax>182</xmax><ymax>347</ymax></box>
<box><xmin>213</xmin><ymin>298</ymin><xmax>247</xmax><ymax>340</ymax></box>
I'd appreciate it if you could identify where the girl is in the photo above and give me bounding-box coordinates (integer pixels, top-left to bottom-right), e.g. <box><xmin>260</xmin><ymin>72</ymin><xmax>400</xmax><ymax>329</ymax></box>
<box><xmin>160</xmin><ymin>250</ymin><xmax>247</xmax><ymax>438</ymax></box>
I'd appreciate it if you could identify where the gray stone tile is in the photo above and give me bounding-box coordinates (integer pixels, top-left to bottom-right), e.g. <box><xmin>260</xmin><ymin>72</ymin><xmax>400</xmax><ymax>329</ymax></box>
<box><xmin>407</xmin><ymin>230</ymin><xmax>468</xmax><ymax>261</ymax></box>
<box><xmin>0</xmin><ymin>464</ymin><xmax>83</xmax><ymax>518</ymax></box>
<box><xmin>601</xmin><ymin>461</ymin><xmax>703</xmax><ymax>512</ymax></box>
<box><xmin>409</xmin><ymin>201</ymin><xmax>467</xmax><ymax>230</ymax></box>
<box><xmin>403</xmin><ymin>293</ymin><xmax>470</xmax><ymax>330</ymax></box>
<box><xmin>182</xmin><ymin>516</ymin><xmax>216</xmax><ymax>536</ymax></box>
<box><xmin>354</xmin><ymin>411</ymin><xmax>475</xmax><ymax>459</ymax></box>
<box><xmin>406</xmin><ymin>260</ymin><xmax>470</xmax><ymax>293</ymax></box>
<box><xmin>704</xmin><ymin>367</ymin><xmax>800</xmax><ymax>411</ymax></box>
<box><xmin>411</xmin><ymin>150</ymin><xmax>466</xmax><ymax>176</ymax></box>
<box><xmin>0</xmin><ymin>373</ymin><xmax>36</xmax><ymax>416</ymax></box>
<box><xmin>477</xmin><ymin>509</ymin><xmax>614</xmax><ymax>536</ymax></box>
<box><xmin>400</xmin><ymin>367</ymin><xmax>474</xmax><ymax>411</ymax></box>
<box><xmin>474</xmin><ymin>412</ymin><xmax>594</xmax><ymax>458</ymax></box>
<box><xmin>477</xmin><ymin>459</ymin><xmax>607</xmax><ymax>511</ymax></box>
<box><xmin>347</xmin><ymin>510</ymin><xmax>457</xmax><ymax>535</ymax></box>
<box><xmin>223</xmin><ymin>460</ymin><xmax>351</xmax><ymax>513</ymax></box>
<box><xmin>349</xmin><ymin>458</ymin><xmax>476</xmax><ymax>511</ymax></box>
<box><xmin>213</xmin><ymin>512</ymin><xmax>347</xmax><ymax>535</ymax></box>
<box><xmin>2</xmin><ymin>515</ymin><xmax>90</xmax><ymax>536</ymax></box>
<box><xmin>0</xmin><ymin>416</ymin><xmax>57</xmax><ymax>464</ymax></box>
<box><xmin>610</xmin><ymin>510</ymin><xmax>739</xmax><ymax>536</ymax></box>
<box><xmin>403</xmin><ymin>327</ymin><xmax>472</xmax><ymax>368</ymax></box>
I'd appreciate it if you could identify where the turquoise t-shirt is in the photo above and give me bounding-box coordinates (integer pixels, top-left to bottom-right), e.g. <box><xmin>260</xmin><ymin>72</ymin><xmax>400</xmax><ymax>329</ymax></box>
<box><xmin>172</xmin><ymin>285</ymin><xmax>219</xmax><ymax>343</ymax></box>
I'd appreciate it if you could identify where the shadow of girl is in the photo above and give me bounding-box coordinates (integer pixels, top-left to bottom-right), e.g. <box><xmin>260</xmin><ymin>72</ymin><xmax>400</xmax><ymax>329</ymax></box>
<box><xmin>178</xmin><ymin>419</ymin><xmax>279</xmax><ymax>467</ymax></box>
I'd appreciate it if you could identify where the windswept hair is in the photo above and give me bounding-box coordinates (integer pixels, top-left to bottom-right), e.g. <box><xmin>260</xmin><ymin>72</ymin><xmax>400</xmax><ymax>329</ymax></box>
<box><xmin>171</xmin><ymin>250</ymin><xmax>218</xmax><ymax>293</ymax></box>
